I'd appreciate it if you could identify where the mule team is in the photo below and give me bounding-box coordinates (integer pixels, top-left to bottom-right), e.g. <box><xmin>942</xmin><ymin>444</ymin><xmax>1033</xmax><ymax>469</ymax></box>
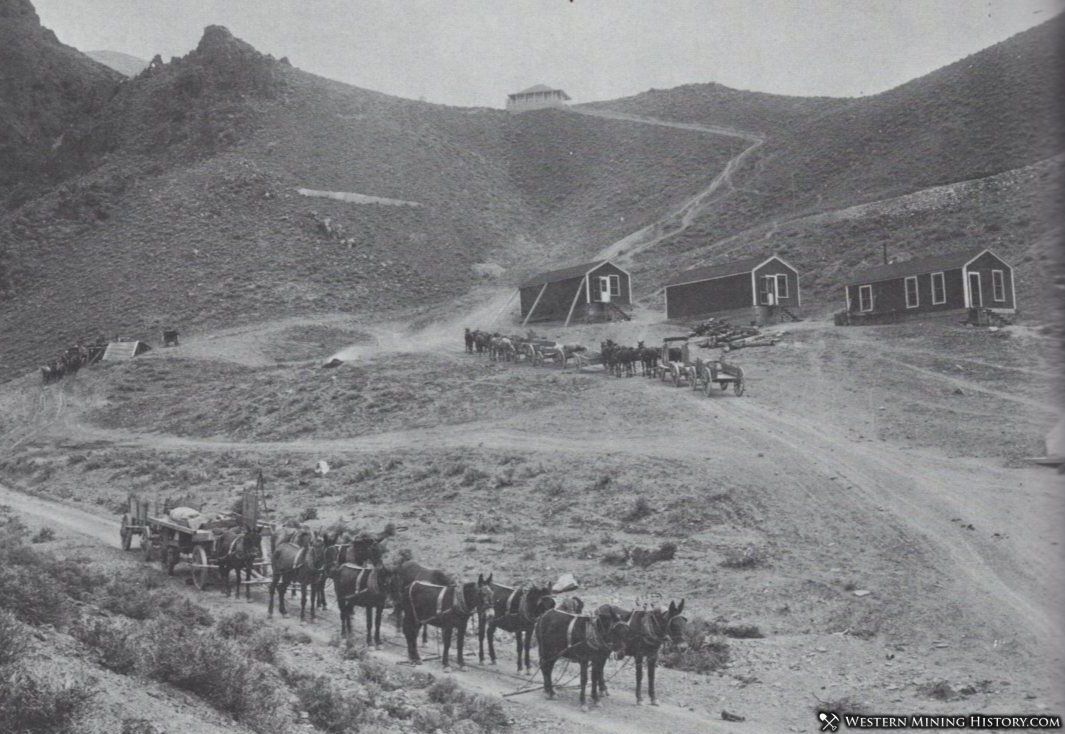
<box><xmin>211</xmin><ymin>521</ymin><xmax>687</xmax><ymax>710</ymax></box>
<box><xmin>39</xmin><ymin>339</ymin><xmax>107</xmax><ymax>383</ymax></box>
<box><xmin>465</xmin><ymin>327</ymin><xmax>666</xmax><ymax>379</ymax></box>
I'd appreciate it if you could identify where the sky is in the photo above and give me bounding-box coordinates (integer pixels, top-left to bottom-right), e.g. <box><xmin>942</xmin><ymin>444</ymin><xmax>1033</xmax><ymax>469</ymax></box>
<box><xmin>33</xmin><ymin>0</ymin><xmax>1065</xmax><ymax>108</ymax></box>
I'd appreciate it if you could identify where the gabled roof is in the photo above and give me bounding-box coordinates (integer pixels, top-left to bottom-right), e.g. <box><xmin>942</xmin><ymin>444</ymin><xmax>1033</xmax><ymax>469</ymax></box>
<box><xmin>509</xmin><ymin>84</ymin><xmax>570</xmax><ymax>99</ymax></box>
<box><xmin>664</xmin><ymin>255</ymin><xmax>785</xmax><ymax>288</ymax></box>
<box><xmin>846</xmin><ymin>247</ymin><xmax>992</xmax><ymax>285</ymax></box>
<box><xmin>520</xmin><ymin>260</ymin><xmax>612</xmax><ymax>288</ymax></box>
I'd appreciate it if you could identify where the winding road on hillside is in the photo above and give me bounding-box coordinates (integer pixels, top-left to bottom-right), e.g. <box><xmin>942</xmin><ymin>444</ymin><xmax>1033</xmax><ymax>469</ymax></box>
<box><xmin>569</xmin><ymin>107</ymin><xmax>764</xmax><ymax>266</ymax></box>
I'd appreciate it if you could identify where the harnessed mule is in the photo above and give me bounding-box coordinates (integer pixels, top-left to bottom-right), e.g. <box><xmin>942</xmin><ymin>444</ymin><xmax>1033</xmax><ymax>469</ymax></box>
<box><xmin>215</xmin><ymin>525</ymin><xmax>262</xmax><ymax>600</ymax></box>
<box><xmin>393</xmin><ymin>561</ymin><xmax>452</xmax><ymax>647</ymax></box>
<box><xmin>534</xmin><ymin>606</ymin><xmax>627</xmax><ymax>710</ymax></box>
<box><xmin>268</xmin><ymin>528</ymin><xmax>325</xmax><ymax>620</ymax></box>
<box><xmin>400</xmin><ymin>574</ymin><xmax>492</xmax><ymax>669</ymax></box>
<box><xmin>477</xmin><ymin>582</ymin><xmax>555</xmax><ymax>671</ymax></box>
<box><xmin>598</xmin><ymin>600</ymin><xmax>687</xmax><ymax>705</ymax></box>
<box><xmin>334</xmin><ymin>563</ymin><xmax>394</xmax><ymax>647</ymax></box>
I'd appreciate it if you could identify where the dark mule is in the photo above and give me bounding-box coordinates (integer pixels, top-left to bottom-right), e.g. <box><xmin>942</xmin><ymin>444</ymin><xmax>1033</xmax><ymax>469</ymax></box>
<box><xmin>477</xmin><ymin>582</ymin><xmax>555</xmax><ymax>671</ymax></box>
<box><xmin>534</xmin><ymin>606</ymin><xmax>626</xmax><ymax>710</ymax></box>
<box><xmin>599</xmin><ymin>600</ymin><xmax>687</xmax><ymax>705</ymax></box>
<box><xmin>215</xmin><ymin>524</ymin><xmax>262</xmax><ymax>600</ymax></box>
<box><xmin>319</xmin><ymin>527</ymin><xmax>394</xmax><ymax>610</ymax></box>
<box><xmin>556</xmin><ymin>596</ymin><xmax>584</xmax><ymax>613</ymax></box>
<box><xmin>393</xmin><ymin>560</ymin><xmax>452</xmax><ymax>646</ymax></box>
<box><xmin>334</xmin><ymin>563</ymin><xmax>395</xmax><ymax>647</ymax></box>
<box><xmin>399</xmin><ymin>572</ymin><xmax>493</xmax><ymax>669</ymax></box>
<box><xmin>268</xmin><ymin>528</ymin><xmax>325</xmax><ymax>620</ymax></box>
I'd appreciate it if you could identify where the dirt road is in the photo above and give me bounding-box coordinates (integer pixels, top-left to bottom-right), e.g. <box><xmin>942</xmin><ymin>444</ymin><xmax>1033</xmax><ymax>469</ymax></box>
<box><xmin>0</xmin><ymin>481</ymin><xmax>750</xmax><ymax>734</ymax></box>
<box><xmin>570</xmin><ymin>107</ymin><xmax>764</xmax><ymax>267</ymax></box>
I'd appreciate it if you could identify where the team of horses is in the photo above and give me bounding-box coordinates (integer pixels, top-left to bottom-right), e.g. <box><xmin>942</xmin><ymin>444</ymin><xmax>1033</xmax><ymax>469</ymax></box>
<box><xmin>219</xmin><ymin>522</ymin><xmax>687</xmax><ymax>710</ymax></box>
<box><xmin>39</xmin><ymin>340</ymin><xmax>107</xmax><ymax>383</ymax></box>
<box><xmin>465</xmin><ymin>328</ymin><xmax>588</xmax><ymax>369</ymax></box>
<box><xmin>466</xmin><ymin>327</ymin><xmax>670</xmax><ymax>381</ymax></box>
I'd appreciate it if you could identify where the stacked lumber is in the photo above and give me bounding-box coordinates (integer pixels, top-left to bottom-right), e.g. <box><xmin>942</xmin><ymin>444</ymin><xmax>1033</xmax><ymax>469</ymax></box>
<box><xmin>689</xmin><ymin>318</ymin><xmax>781</xmax><ymax>350</ymax></box>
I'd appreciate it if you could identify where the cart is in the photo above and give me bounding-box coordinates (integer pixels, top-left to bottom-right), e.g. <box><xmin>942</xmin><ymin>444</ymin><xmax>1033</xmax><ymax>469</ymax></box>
<box><xmin>690</xmin><ymin>356</ymin><xmax>745</xmax><ymax>396</ymax></box>
<box><xmin>140</xmin><ymin>479</ymin><xmax>274</xmax><ymax>591</ymax></box>
<box><xmin>119</xmin><ymin>493</ymin><xmax>151</xmax><ymax>551</ymax></box>
<box><xmin>656</xmin><ymin>336</ymin><xmax>694</xmax><ymax>387</ymax></box>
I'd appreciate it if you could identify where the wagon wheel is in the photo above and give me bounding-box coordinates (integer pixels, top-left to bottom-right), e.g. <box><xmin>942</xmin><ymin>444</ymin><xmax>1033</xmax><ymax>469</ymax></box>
<box><xmin>120</xmin><ymin>515</ymin><xmax>132</xmax><ymax>551</ymax></box>
<box><xmin>191</xmin><ymin>545</ymin><xmax>211</xmax><ymax>590</ymax></box>
<box><xmin>733</xmin><ymin>370</ymin><xmax>745</xmax><ymax>397</ymax></box>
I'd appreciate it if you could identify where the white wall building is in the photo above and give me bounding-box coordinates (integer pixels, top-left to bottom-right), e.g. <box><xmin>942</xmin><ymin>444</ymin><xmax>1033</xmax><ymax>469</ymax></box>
<box><xmin>506</xmin><ymin>84</ymin><xmax>571</xmax><ymax>113</ymax></box>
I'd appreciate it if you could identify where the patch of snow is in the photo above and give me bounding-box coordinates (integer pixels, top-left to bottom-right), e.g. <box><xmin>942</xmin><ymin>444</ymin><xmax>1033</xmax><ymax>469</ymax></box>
<box><xmin>296</xmin><ymin>188</ymin><xmax>421</xmax><ymax>207</ymax></box>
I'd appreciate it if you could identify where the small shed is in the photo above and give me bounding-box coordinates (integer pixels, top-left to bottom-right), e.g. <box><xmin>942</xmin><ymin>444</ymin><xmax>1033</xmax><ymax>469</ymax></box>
<box><xmin>843</xmin><ymin>247</ymin><xmax>1015</xmax><ymax>320</ymax></box>
<box><xmin>506</xmin><ymin>84</ymin><xmax>571</xmax><ymax>114</ymax></box>
<box><xmin>102</xmin><ymin>340</ymin><xmax>151</xmax><ymax>361</ymax></box>
<box><xmin>518</xmin><ymin>259</ymin><xmax>631</xmax><ymax>326</ymax></box>
<box><xmin>664</xmin><ymin>254</ymin><xmax>800</xmax><ymax>321</ymax></box>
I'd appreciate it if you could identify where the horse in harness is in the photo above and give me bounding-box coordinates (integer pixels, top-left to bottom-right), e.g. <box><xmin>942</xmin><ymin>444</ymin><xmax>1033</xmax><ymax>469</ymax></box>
<box><xmin>398</xmin><ymin>569</ymin><xmax>493</xmax><ymax>670</ymax></box>
<box><xmin>477</xmin><ymin>581</ymin><xmax>555</xmax><ymax>671</ymax></box>
<box><xmin>597</xmin><ymin>600</ymin><xmax>687</xmax><ymax>705</ymax></box>
<box><xmin>534</xmin><ymin>606</ymin><xmax>628</xmax><ymax>710</ymax></box>
<box><xmin>268</xmin><ymin>527</ymin><xmax>325</xmax><ymax>620</ymax></box>
<box><xmin>334</xmin><ymin>563</ymin><xmax>395</xmax><ymax>647</ymax></box>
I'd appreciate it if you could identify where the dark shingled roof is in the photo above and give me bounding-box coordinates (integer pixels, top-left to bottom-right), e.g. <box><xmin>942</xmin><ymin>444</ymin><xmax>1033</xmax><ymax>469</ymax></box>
<box><xmin>664</xmin><ymin>255</ymin><xmax>774</xmax><ymax>287</ymax></box>
<box><xmin>520</xmin><ymin>260</ymin><xmax>607</xmax><ymax>288</ymax></box>
<box><xmin>846</xmin><ymin>247</ymin><xmax>989</xmax><ymax>285</ymax></box>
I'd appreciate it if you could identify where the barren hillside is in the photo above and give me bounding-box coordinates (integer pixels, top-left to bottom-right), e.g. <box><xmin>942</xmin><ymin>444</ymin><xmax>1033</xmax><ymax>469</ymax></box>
<box><xmin>593</xmin><ymin>16</ymin><xmax>1065</xmax><ymax>319</ymax></box>
<box><xmin>0</xmin><ymin>16</ymin><xmax>743</xmax><ymax>380</ymax></box>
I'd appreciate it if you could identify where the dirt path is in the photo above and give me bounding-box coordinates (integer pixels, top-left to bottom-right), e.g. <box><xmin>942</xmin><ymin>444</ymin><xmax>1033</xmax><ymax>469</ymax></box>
<box><xmin>569</xmin><ymin>108</ymin><xmax>764</xmax><ymax>267</ymax></box>
<box><xmin>0</xmin><ymin>481</ymin><xmax>749</xmax><ymax>734</ymax></box>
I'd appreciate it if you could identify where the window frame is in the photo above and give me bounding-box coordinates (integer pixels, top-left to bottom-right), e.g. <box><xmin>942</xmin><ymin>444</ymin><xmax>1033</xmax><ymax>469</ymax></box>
<box><xmin>991</xmin><ymin>269</ymin><xmax>1006</xmax><ymax>302</ymax></box>
<box><xmin>904</xmin><ymin>275</ymin><xmax>919</xmax><ymax>309</ymax></box>
<box><xmin>858</xmin><ymin>284</ymin><xmax>873</xmax><ymax>312</ymax></box>
<box><xmin>775</xmin><ymin>273</ymin><xmax>789</xmax><ymax>299</ymax></box>
<box><xmin>608</xmin><ymin>274</ymin><xmax>621</xmax><ymax>297</ymax></box>
<box><xmin>930</xmin><ymin>271</ymin><xmax>946</xmax><ymax>305</ymax></box>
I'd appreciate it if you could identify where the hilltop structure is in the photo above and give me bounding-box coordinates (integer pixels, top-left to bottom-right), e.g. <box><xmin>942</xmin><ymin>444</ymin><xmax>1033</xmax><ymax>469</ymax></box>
<box><xmin>506</xmin><ymin>84</ymin><xmax>571</xmax><ymax>113</ymax></box>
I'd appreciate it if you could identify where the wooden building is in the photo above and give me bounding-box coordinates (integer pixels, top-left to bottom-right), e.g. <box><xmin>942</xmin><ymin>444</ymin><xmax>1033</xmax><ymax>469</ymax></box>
<box><xmin>506</xmin><ymin>84</ymin><xmax>571</xmax><ymax>114</ymax></box>
<box><xmin>843</xmin><ymin>247</ymin><xmax>1015</xmax><ymax>321</ymax></box>
<box><xmin>519</xmin><ymin>260</ymin><xmax>631</xmax><ymax>326</ymax></box>
<box><xmin>663</xmin><ymin>255</ymin><xmax>800</xmax><ymax>322</ymax></box>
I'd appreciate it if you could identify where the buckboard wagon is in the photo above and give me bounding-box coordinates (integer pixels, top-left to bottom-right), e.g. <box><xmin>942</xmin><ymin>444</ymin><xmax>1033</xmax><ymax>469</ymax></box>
<box><xmin>655</xmin><ymin>337</ymin><xmax>744</xmax><ymax>395</ymax></box>
<box><xmin>133</xmin><ymin>481</ymin><xmax>274</xmax><ymax>591</ymax></box>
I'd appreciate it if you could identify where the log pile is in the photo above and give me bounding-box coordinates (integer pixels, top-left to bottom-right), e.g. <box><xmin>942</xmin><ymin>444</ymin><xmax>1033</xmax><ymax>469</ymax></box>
<box><xmin>689</xmin><ymin>318</ymin><xmax>781</xmax><ymax>350</ymax></box>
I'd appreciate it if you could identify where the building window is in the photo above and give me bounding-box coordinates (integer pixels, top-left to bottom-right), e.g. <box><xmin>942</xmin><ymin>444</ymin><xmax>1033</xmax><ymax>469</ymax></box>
<box><xmin>858</xmin><ymin>285</ymin><xmax>873</xmax><ymax>312</ymax></box>
<box><xmin>904</xmin><ymin>276</ymin><xmax>919</xmax><ymax>308</ymax></box>
<box><xmin>608</xmin><ymin>274</ymin><xmax>620</xmax><ymax>297</ymax></box>
<box><xmin>992</xmin><ymin>270</ymin><xmax>1006</xmax><ymax>302</ymax></box>
<box><xmin>931</xmin><ymin>272</ymin><xmax>946</xmax><ymax>305</ymax></box>
<box><xmin>775</xmin><ymin>273</ymin><xmax>789</xmax><ymax>299</ymax></box>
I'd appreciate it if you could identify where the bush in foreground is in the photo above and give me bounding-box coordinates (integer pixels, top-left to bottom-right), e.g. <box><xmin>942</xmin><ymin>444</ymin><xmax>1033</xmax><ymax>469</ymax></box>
<box><xmin>0</xmin><ymin>667</ymin><xmax>96</xmax><ymax>734</ymax></box>
<box><xmin>659</xmin><ymin>617</ymin><xmax>731</xmax><ymax>674</ymax></box>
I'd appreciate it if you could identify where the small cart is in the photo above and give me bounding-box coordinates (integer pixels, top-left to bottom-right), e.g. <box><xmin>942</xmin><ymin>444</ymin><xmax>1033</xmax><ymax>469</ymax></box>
<box><xmin>690</xmin><ymin>356</ymin><xmax>745</xmax><ymax>396</ymax></box>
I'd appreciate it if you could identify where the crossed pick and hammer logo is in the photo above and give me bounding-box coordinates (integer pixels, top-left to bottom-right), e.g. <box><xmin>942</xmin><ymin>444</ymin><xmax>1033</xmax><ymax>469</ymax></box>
<box><xmin>818</xmin><ymin>711</ymin><xmax>840</xmax><ymax>732</ymax></box>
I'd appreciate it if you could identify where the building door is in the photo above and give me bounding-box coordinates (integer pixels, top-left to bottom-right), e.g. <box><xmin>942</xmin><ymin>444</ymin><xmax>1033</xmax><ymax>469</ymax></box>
<box><xmin>598</xmin><ymin>276</ymin><xmax>612</xmax><ymax>303</ymax></box>
<box><xmin>968</xmin><ymin>271</ymin><xmax>983</xmax><ymax>307</ymax></box>
<box><xmin>761</xmin><ymin>276</ymin><xmax>778</xmax><ymax>305</ymax></box>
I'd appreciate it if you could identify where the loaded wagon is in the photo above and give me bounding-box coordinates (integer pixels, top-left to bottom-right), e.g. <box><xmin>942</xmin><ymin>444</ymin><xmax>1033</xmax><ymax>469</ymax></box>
<box><xmin>138</xmin><ymin>481</ymin><xmax>274</xmax><ymax>590</ymax></box>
